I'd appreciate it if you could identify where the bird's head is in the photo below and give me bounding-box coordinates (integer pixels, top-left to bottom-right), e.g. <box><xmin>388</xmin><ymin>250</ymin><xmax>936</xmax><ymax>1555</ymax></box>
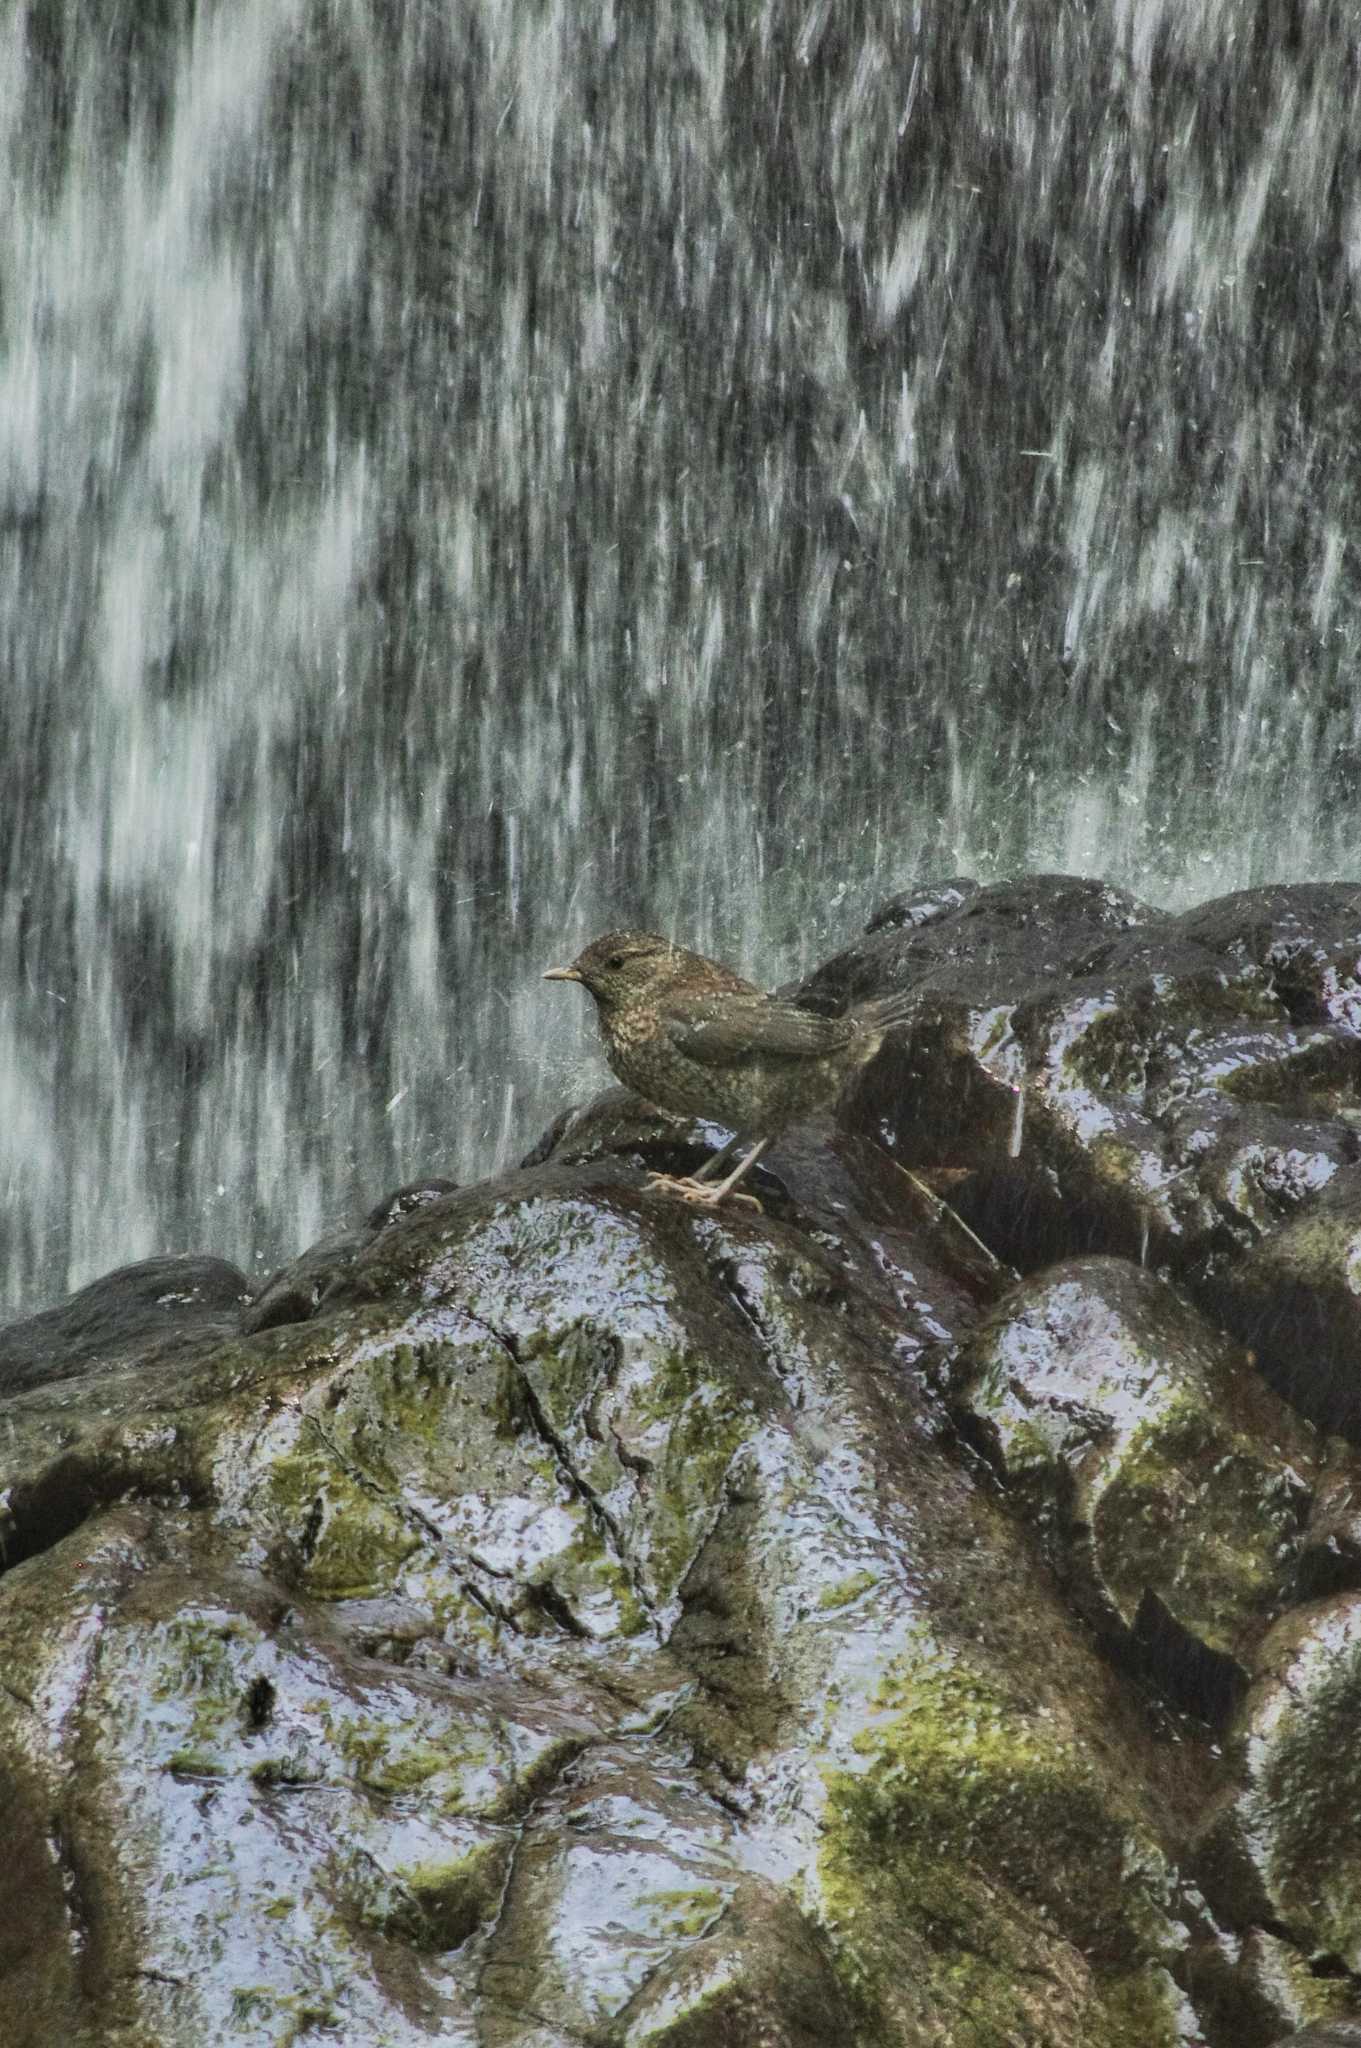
<box><xmin>544</xmin><ymin>931</ymin><xmax>690</xmax><ymax>1010</ymax></box>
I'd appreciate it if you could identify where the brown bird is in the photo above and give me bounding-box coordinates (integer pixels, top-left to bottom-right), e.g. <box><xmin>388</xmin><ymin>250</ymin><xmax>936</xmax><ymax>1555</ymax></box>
<box><xmin>543</xmin><ymin>931</ymin><xmax>911</xmax><ymax>1207</ymax></box>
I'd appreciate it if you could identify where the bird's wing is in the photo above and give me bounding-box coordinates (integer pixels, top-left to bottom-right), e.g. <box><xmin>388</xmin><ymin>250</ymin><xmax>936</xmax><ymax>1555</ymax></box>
<box><xmin>660</xmin><ymin>993</ymin><xmax>856</xmax><ymax>1066</ymax></box>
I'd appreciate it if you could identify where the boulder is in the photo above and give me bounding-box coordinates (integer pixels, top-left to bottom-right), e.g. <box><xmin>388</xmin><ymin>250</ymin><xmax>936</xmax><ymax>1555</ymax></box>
<box><xmin>813</xmin><ymin>878</ymin><xmax>1361</xmax><ymax>1305</ymax></box>
<box><xmin>1193</xmin><ymin>1593</ymin><xmax>1361</xmax><ymax>1973</ymax></box>
<box><xmin>0</xmin><ymin>1252</ymin><xmax>250</xmax><ymax>1394</ymax></box>
<box><xmin>0</xmin><ymin>1161</ymin><xmax>1201</xmax><ymax>2045</ymax></box>
<box><xmin>948</xmin><ymin>1256</ymin><xmax>1327</xmax><ymax>1717</ymax></box>
<box><xmin>1197</xmin><ymin>1171</ymin><xmax>1361</xmax><ymax>1438</ymax></box>
<box><xmin>8</xmin><ymin>873</ymin><xmax>1361</xmax><ymax>2044</ymax></box>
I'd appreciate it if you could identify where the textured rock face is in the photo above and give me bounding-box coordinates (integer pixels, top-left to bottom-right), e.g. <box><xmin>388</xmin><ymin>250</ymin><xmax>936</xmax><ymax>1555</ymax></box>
<box><xmin>820</xmin><ymin>876</ymin><xmax>1361</xmax><ymax>1287</ymax></box>
<box><xmin>4</xmin><ymin>875</ymin><xmax>1361</xmax><ymax>2045</ymax></box>
<box><xmin>947</xmin><ymin>1255</ymin><xmax>1323</xmax><ymax>1717</ymax></box>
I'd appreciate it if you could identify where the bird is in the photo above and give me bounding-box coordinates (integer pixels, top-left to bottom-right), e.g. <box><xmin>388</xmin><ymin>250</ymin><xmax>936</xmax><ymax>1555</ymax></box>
<box><xmin>543</xmin><ymin>930</ymin><xmax>912</xmax><ymax>1208</ymax></box>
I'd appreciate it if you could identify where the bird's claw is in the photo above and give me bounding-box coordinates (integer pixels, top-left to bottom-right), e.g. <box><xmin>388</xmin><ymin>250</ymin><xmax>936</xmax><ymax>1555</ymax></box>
<box><xmin>646</xmin><ymin>1171</ymin><xmax>763</xmax><ymax>1213</ymax></box>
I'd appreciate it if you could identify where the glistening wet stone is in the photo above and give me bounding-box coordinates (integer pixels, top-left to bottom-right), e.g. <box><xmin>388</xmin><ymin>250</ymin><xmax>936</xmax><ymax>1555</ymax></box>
<box><xmin>948</xmin><ymin>1257</ymin><xmax>1324</xmax><ymax>1718</ymax></box>
<box><xmin>0</xmin><ymin>1156</ymin><xmax>1205</xmax><ymax>2043</ymax></box>
<box><xmin>7</xmin><ymin>876</ymin><xmax>1361</xmax><ymax>2042</ymax></box>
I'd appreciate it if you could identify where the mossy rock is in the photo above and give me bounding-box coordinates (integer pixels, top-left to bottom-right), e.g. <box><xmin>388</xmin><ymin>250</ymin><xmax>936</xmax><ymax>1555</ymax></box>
<box><xmin>952</xmin><ymin>1257</ymin><xmax>1323</xmax><ymax>1704</ymax></box>
<box><xmin>1195</xmin><ymin>1595</ymin><xmax>1361</xmax><ymax>1970</ymax></box>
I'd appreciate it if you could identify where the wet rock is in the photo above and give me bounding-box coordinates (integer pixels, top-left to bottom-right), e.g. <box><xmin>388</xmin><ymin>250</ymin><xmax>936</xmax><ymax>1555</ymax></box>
<box><xmin>800</xmin><ymin>871</ymin><xmax>1161</xmax><ymax>1012</ymax></box>
<box><xmin>245</xmin><ymin>1178</ymin><xmax>463</xmax><ymax>1334</ymax></box>
<box><xmin>1168</xmin><ymin>1101</ymin><xmax>1354</xmax><ymax>1260</ymax></box>
<box><xmin>949</xmin><ymin>1257</ymin><xmax>1322</xmax><ymax>1717</ymax></box>
<box><xmin>12</xmin><ymin>874</ymin><xmax>1361</xmax><ymax>2043</ymax></box>
<box><xmin>0</xmin><ymin>1252</ymin><xmax>250</xmax><ymax>1395</ymax></box>
<box><xmin>1185</xmin><ymin>1924</ymin><xmax>1361</xmax><ymax>2048</ymax></box>
<box><xmin>474</xmin><ymin>1756</ymin><xmax>812</xmax><ymax>2042</ymax></box>
<box><xmin>243</xmin><ymin>1223</ymin><xmax>372</xmax><ymax>1334</ymax></box>
<box><xmin>529</xmin><ymin>1088</ymin><xmax>1008</xmax><ymax>1347</ymax></box>
<box><xmin>1193</xmin><ymin>1594</ymin><xmax>1361</xmax><ymax>1976</ymax></box>
<box><xmin>0</xmin><ymin>1162</ymin><xmax>1207</xmax><ymax>2045</ymax></box>
<box><xmin>814</xmin><ymin>877</ymin><xmax>1361</xmax><ymax>1287</ymax></box>
<box><xmin>1173</xmin><ymin>885</ymin><xmax>1361</xmax><ymax>1032</ymax></box>
<box><xmin>611</xmin><ymin>1883</ymin><xmax>855</xmax><ymax>2047</ymax></box>
<box><xmin>365</xmin><ymin>1176</ymin><xmax>462</xmax><ymax>1231</ymax></box>
<box><xmin>515</xmin><ymin>1086</ymin><xmax>744</xmax><ymax>1194</ymax></box>
<box><xmin>863</xmin><ymin>874</ymin><xmax>981</xmax><ymax>933</ymax></box>
<box><xmin>1195</xmin><ymin>1170</ymin><xmax>1361</xmax><ymax>1439</ymax></box>
<box><xmin>1299</xmin><ymin>1464</ymin><xmax>1361</xmax><ymax>1599</ymax></box>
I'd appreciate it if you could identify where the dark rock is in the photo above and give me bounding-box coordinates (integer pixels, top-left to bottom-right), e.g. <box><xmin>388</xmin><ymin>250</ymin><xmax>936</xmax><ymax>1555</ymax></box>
<box><xmin>242</xmin><ymin>1225</ymin><xmax>371</xmax><ymax>1334</ymax></box>
<box><xmin>1193</xmin><ymin>1594</ymin><xmax>1361</xmax><ymax>1974</ymax></box>
<box><xmin>1167</xmin><ymin>1099</ymin><xmax>1354</xmax><ymax>1258</ymax></box>
<box><xmin>245</xmin><ymin>1180</ymin><xmax>463</xmax><ymax>1334</ymax></box>
<box><xmin>1196</xmin><ymin>1170</ymin><xmax>1361</xmax><ymax>1437</ymax></box>
<box><xmin>1173</xmin><ymin>884</ymin><xmax>1361</xmax><ymax>1031</ymax></box>
<box><xmin>0</xmin><ymin>1158</ymin><xmax>1206</xmax><ymax>2045</ymax></box>
<box><xmin>529</xmin><ymin>1088</ymin><xmax>1010</xmax><ymax>1340</ymax></box>
<box><xmin>949</xmin><ymin>1256</ymin><xmax>1321</xmax><ymax>1717</ymax></box>
<box><xmin>517</xmin><ymin>1084</ymin><xmax>738</xmax><ymax>1189</ymax></box>
<box><xmin>364</xmin><ymin>1176</ymin><xmax>461</xmax><ymax>1231</ymax></box>
<box><xmin>1299</xmin><ymin>1464</ymin><xmax>1361</xmax><ymax>1600</ymax></box>
<box><xmin>799</xmin><ymin>871</ymin><xmax>1162</xmax><ymax>1012</ymax></box>
<box><xmin>0</xmin><ymin>1253</ymin><xmax>249</xmax><ymax>1395</ymax></box>
<box><xmin>608</xmin><ymin>1882</ymin><xmax>859</xmax><ymax>2046</ymax></box>
<box><xmin>811</xmin><ymin>878</ymin><xmax>1361</xmax><ymax>1290</ymax></box>
<box><xmin>1186</xmin><ymin>1927</ymin><xmax>1360</xmax><ymax>2047</ymax></box>
<box><xmin>864</xmin><ymin>875</ymin><xmax>981</xmax><ymax>934</ymax></box>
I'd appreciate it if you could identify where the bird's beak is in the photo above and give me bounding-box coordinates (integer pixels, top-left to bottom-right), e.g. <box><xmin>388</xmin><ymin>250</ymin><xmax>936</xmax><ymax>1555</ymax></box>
<box><xmin>542</xmin><ymin>966</ymin><xmax>580</xmax><ymax>982</ymax></box>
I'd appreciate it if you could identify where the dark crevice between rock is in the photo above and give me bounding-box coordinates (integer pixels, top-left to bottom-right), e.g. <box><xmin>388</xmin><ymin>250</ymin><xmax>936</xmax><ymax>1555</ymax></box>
<box><xmin>0</xmin><ymin>1450</ymin><xmax>207</xmax><ymax>1580</ymax></box>
<box><xmin>49</xmin><ymin>1812</ymin><xmax>111</xmax><ymax>2017</ymax></box>
<box><xmin>298</xmin><ymin>1414</ymin><xmax>522</xmax><ymax>1634</ymax></box>
<box><xmin>1294</xmin><ymin>1535</ymin><xmax>1361</xmax><ymax>1605</ymax></box>
<box><xmin>1310</xmin><ymin>1953</ymin><xmax>1359</xmax><ymax>1980</ymax></box>
<box><xmin>703</xmin><ymin>1254</ymin><xmax>784</xmax><ymax>1383</ymax></box>
<box><xmin>1128</xmin><ymin>1590</ymin><xmax>1249</xmax><ymax>1729</ymax></box>
<box><xmin>361</xmin><ymin>1836</ymin><xmax>515</xmax><ymax>1958</ymax></box>
<box><xmin>935</xmin><ymin>1391</ymin><xmax>1013</xmax><ymax>1498</ymax></box>
<box><xmin>474</xmin><ymin>1744</ymin><xmax>595</xmax><ymax>2016</ymax></box>
<box><xmin>667</xmin><ymin>1491</ymin><xmax>788</xmax><ymax>1776</ymax></box>
<box><xmin>957</xmin><ymin>1163</ymin><xmax>1158</xmax><ymax>1276</ymax></box>
<box><xmin>1072</xmin><ymin>1563</ymin><xmax>1248</xmax><ymax>1736</ymax></box>
<box><xmin>297</xmin><ymin>1494</ymin><xmax>324</xmax><ymax>1565</ymax></box>
<box><xmin>524</xmin><ymin>1580</ymin><xmax>589</xmax><ymax>1639</ymax></box>
<box><xmin>948</xmin><ymin>1399</ymin><xmax>1251</xmax><ymax>1733</ymax></box>
<box><xmin>462</xmin><ymin>1308</ymin><xmax>664</xmax><ymax>1638</ymax></box>
<box><xmin>244</xmin><ymin>1675</ymin><xmax>276</xmax><ymax>1731</ymax></box>
<box><xmin>611</xmin><ymin>1898</ymin><xmax>738</xmax><ymax>2028</ymax></box>
<box><xmin>1196</xmin><ymin>1281</ymin><xmax>1361</xmax><ymax>1443</ymax></box>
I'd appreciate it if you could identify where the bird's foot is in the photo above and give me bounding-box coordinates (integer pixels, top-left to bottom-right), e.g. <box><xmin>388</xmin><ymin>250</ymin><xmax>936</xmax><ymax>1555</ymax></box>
<box><xmin>646</xmin><ymin>1171</ymin><xmax>763</xmax><ymax>1213</ymax></box>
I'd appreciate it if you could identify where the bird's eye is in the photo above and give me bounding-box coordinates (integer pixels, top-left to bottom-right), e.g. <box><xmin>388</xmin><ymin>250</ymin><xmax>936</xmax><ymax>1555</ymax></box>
<box><xmin>606</xmin><ymin>952</ymin><xmax>627</xmax><ymax>971</ymax></box>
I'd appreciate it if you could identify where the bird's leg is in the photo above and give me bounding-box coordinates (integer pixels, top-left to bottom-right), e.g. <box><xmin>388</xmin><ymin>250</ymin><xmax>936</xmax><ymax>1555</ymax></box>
<box><xmin>690</xmin><ymin>1134</ymin><xmax>743</xmax><ymax>1182</ymax></box>
<box><xmin>644</xmin><ymin>1132</ymin><xmax>740</xmax><ymax>1202</ymax></box>
<box><xmin>706</xmin><ymin>1137</ymin><xmax>769</xmax><ymax>1204</ymax></box>
<box><xmin>647</xmin><ymin>1137</ymin><xmax>769</xmax><ymax>1211</ymax></box>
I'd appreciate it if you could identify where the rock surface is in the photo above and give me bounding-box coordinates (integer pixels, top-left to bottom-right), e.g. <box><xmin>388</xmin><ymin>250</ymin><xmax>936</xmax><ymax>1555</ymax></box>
<box><xmin>4</xmin><ymin>875</ymin><xmax>1361</xmax><ymax>2045</ymax></box>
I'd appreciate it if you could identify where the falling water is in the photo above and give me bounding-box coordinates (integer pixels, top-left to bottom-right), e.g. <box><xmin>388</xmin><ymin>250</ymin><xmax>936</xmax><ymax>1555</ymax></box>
<box><xmin>4</xmin><ymin>1</ymin><xmax>1361</xmax><ymax>1311</ymax></box>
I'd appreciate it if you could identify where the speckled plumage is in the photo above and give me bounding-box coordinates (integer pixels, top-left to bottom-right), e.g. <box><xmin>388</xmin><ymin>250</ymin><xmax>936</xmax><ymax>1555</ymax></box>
<box><xmin>544</xmin><ymin>930</ymin><xmax>911</xmax><ymax>1205</ymax></box>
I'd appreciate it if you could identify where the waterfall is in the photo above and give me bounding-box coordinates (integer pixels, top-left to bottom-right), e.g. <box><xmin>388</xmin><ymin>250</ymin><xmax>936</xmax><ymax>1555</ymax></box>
<box><xmin>4</xmin><ymin>0</ymin><xmax>1360</xmax><ymax>1310</ymax></box>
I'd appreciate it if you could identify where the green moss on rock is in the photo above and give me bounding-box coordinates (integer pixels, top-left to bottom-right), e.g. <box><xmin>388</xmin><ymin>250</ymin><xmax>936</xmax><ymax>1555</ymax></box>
<box><xmin>375</xmin><ymin>1840</ymin><xmax>510</xmax><ymax>1952</ymax></box>
<box><xmin>817</xmin><ymin>1643</ymin><xmax>1182</xmax><ymax>2045</ymax></box>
